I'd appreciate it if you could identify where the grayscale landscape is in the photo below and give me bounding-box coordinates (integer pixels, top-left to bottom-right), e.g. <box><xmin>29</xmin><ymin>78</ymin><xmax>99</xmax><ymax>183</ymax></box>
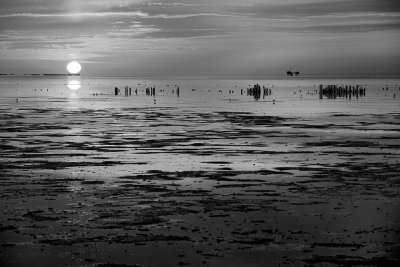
<box><xmin>0</xmin><ymin>1</ymin><xmax>399</xmax><ymax>267</ymax></box>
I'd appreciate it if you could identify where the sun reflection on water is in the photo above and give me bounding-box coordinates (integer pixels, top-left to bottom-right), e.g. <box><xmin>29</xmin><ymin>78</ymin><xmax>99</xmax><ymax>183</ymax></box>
<box><xmin>67</xmin><ymin>80</ymin><xmax>81</xmax><ymax>90</ymax></box>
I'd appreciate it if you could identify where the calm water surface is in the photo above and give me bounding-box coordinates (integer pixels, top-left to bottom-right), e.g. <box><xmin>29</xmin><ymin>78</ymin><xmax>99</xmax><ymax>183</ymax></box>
<box><xmin>0</xmin><ymin>76</ymin><xmax>399</xmax><ymax>117</ymax></box>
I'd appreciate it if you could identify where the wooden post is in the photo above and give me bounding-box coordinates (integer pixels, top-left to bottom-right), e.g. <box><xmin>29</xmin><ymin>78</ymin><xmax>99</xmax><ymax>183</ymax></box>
<box><xmin>319</xmin><ymin>85</ymin><xmax>323</xmax><ymax>99</ymax></box>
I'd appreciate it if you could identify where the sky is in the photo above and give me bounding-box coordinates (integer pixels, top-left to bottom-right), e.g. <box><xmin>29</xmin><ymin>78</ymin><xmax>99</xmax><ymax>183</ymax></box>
<box><xmin>0</xmin><ymin>0</ymin><xmax>399</xmax><ymax>77</ymax></box>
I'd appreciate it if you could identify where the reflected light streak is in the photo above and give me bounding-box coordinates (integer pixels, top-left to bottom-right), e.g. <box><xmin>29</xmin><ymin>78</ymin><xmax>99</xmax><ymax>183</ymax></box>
<box><xmin>67</xmin><ymin>80</ymin><xmax>81</xmax><ymax>90</ymax></box>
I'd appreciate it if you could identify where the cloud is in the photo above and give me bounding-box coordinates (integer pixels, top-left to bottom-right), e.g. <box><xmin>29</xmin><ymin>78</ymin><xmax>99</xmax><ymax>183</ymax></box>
<box><xmin>147</xmin><ymin>12</ymin><xmax>239</xmax><ymax>19</ymax></box>
<box><xmin>0</xmin><ymin>11</ymin><xmax>149</xmax><ymax>18</ymax></box>
<box><xmin>229</xmin><ymin>0</ymin><xmax>400</xmax><ymax>19</ymax></box>
<box><xmin>0</xmin><ymin>0</ymin><xmax>399</xmax><ymax>76</ymax></box>
<box><xmin>287</xmin><ymin>22</ymin><xmax>400</xmax><ymax>34</ymax></box>
<box><xmin>9</xmin><ymin>41</ymin><xmax>85</xmax><ymax>50</ymax></box>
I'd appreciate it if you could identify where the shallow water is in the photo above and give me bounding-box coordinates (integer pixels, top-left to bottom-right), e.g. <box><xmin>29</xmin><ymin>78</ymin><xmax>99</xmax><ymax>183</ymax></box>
<box><xmin>0</xmin><ymin>76</ymin><xmax>399</xmax><ymax>266</ymax></box>
<box><xmin>1</xmin><ymin>76</ymin><xmax>399</xmax><ymax>113</ymax></box>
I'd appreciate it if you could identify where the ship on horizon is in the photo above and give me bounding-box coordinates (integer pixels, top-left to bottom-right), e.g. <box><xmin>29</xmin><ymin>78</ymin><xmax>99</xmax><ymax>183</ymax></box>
<box><xmin>286</xmin><ymin>67</ymin><xmax>300</xmax><ymax>76</ymax></box>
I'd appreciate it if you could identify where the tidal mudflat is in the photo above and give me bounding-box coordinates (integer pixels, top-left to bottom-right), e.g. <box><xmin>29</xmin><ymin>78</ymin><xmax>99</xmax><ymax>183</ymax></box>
<box><xmin>0</xmin><ymin>77</ymin><xmax>400</xmax><ymax>266</ymax></box>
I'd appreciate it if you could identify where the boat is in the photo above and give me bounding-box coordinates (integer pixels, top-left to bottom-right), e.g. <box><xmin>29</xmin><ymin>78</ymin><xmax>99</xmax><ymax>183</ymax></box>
<box><xmin>286</xmin><ymin>67</ymin><xmax>300</xmax><ymax>76</ymax></box>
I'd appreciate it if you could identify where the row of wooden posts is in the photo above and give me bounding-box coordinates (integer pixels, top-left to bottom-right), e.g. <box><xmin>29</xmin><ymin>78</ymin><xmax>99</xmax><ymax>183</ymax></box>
<box><xmin>114</xmin><ymin>86</ymin><xmax>138</xmax><ymax>96</ymax></box>
<box><xmin>114</xmin><ymin>84</ymin><xmax>368</xmax><ymax>101</ymax></box>
<box><xmin>114</xmin><ymin>86</ymin><xmax>180</xmax><ymax>97</ymax></box>
<box><xmin>319</xmin><ymin>84</ymin><xmax>366</xmax><ymax>99</ymax></box>
<box><xmin>113</xmin><ymin>84</ymin><xmax>272</xmax><ymax>100</ymax></box>
<box><xmin>145</xmin><ymin>87</ymin><xmax>156</xmax><ymax>96</ymax></box>
<box><xmin>245</xmin><ymin>84</ymin><xmax>273</xmax><ymax>100</ymax></box>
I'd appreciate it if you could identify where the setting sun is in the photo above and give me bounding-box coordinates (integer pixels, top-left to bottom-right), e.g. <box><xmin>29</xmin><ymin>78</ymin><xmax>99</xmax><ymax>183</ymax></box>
<box><xmin>67</xmin><ymin>61</ymin><xmax>81</xmax><ymax>74</ymax></box>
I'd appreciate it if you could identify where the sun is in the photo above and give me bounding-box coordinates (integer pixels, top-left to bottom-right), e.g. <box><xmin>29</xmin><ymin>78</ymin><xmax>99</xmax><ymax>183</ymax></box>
<box><xmin>67</xmin><ymin>61</ymin><xmax>81</xmax><ymax>74</ymax></box>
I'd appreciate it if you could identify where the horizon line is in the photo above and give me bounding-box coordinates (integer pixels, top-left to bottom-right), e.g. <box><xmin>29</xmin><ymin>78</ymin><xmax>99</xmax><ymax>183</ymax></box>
<box><xmin>0</xmin><ymin>73</ymin><xmax>399</xmax><ymax>79</ymax></box>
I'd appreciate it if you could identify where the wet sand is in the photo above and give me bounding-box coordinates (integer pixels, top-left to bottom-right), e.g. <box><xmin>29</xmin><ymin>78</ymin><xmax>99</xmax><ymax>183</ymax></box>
<box><xmin>1</xmin><ymin>78</ymin><xmax>400</xmax><ymax>266</ymax></box>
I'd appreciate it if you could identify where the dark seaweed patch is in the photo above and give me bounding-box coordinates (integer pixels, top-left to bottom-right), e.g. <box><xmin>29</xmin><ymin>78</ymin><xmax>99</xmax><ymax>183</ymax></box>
<box><xmin>311</xmin><ymin>242</ymin><xmax>363</xmax><ymax>248</ymax></box>
<box><xmin>304</xmin><ymin>140</ymin><xmax>375</xmax><ymax>147</ymax></box>
<box><xmin>231</xmin><ymin>237</ymin><xmax>274</xmax><ymax>245</ymax></box>
<box><xmin>23</xmin><ymin>210</ymin><xmax>67</xmax><ymax>221</ymax></box>
<box><xmin>304</xmin><ymin>255</ymin><xmax>398</xmax><ymax>266</ymax></box>
<box><xmin>81</xmin><ymin>180</ymin><xmax>105</xmax><ymax>185</ymax></box>
<box><xmin>202</xmin><ymin>161</ymin><xmax>231</xmax><ymax>164</ymax></box>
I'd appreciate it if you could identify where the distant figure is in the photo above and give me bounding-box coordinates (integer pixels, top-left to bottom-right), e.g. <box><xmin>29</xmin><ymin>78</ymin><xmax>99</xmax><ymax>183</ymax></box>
<box><xmin>115</xmin><ymin>87</ymin><xmax>119</xmax><ymax>95</ymax></box>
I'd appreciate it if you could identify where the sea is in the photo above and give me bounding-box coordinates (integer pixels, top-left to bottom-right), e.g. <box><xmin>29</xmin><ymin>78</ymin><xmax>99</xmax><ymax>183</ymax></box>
<box><xmin>0</xmin><ymin>75</ymin><xmax>399</xmax><ymax>116</ymax></box>
<box><xmin>1</xmin><ymin>76</ymin><xmax>400</xmax><ymax>266</ymax></box>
